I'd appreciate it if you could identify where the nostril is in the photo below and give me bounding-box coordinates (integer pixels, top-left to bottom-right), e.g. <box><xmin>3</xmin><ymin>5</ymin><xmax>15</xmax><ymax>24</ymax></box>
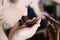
<box><xmin>9</xmin><ymin>0</ymin><xmax>18</xmax><ymax>3</ymax></box>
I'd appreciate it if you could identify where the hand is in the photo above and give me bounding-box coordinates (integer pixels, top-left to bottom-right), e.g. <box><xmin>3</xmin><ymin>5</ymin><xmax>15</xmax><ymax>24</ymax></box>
<box><xmin>30</xmin><ymin>0</ymin><xmax>49</xmax><ymax>19</ymax></box>
<box><xmin>9</xmin><ymin>17</ymin><xmax>41</xmax><ymax>40</ymax></box>
<box><xmin>38</xmin><ymin>12</ymin><xmax>49</xmax><ymax>19</ymax></box>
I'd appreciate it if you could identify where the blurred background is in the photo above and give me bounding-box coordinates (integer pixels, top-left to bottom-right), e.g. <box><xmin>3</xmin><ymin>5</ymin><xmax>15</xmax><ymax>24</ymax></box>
<box><xmin>27</xmin><ymin>0</ymin><xmax>60</xmax><ymax>40</ymax></box>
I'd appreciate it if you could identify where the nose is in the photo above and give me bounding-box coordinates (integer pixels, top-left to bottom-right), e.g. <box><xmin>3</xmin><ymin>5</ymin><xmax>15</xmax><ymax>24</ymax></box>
<box><xmin>23</xmin><ymin>9</ymin><xmax>28</xmax><ymax>16</ymax></box>
<box><xmin>23</xmin><ymin>13</ymin><xmax>27</xmax><ymax>16</ymax></box>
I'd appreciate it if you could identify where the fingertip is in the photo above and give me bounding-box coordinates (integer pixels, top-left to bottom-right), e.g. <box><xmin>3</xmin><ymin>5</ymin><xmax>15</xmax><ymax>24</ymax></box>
<box><xmin>32</xmin><ymin>17</ymin><xmax>36</xmax><ymax>20</ymax></box>
<box><xmin>33</xmin><ymin>24</ymin><xmax>40</xmax><ymax>28</ymax></box>
<box><xmin>37</xmin><ymin>19</ymin><xmax>41</xmax><ymax>24</ymax></box>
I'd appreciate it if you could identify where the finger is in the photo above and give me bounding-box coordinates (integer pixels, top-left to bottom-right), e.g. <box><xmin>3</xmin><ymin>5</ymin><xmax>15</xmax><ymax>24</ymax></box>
<box><xmin>41</xmin><ymin>12</ymin><xmax>49</xmax><ymax>16</ymax></box>
<box><xmin>32</xmin><ymin>17</ymin><xmax>41</xmax><ymax>24</ymax></box>
<box><xmin>41</xmin><ymin>15</ymin><xmax>46</xmax><ymax>19</ymax></box>
<box><xmin>36</xmin><ymin>17</ymin><xmax>41</xmax><ymax>24</ymax></box>
<box><xmin>25</xmin><ymin>19</ymin><xmax>31</xmax><ymax>23</ymax></box>
<box><xmin>29</xmin><ymin>24</ymin><xmax>40</xmax><ymax>35</ymax></box>
<box><xmin>33</xmin><ymin>24</ymin><xmax>40</xmax><ymax>28</ymax></box>
<box><xmin>39</xmin><ymin>12</ymin><xmax>48</xmax><ymax>19</ymax></box>
<box><xmin>25</xmin><ymin>17</ymin><xmax>41</xmax><ymax>27</ymax></box>
<box><xmin>32</xmin><ymin>17</ymin><xmax>36</xmax><ymax>20</ymax></box>
<box><xmin>30</xmin><ymin>23</ymin><xmax>40</xmax><ymax>29</ymax></box>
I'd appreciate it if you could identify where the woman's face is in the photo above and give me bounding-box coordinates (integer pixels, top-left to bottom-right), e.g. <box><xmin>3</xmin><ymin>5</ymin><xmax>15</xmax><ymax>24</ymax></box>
<box><xmin>3</xmin><ymin>0</ymin><xmax>27</xmax><ymax>27</ymax></box>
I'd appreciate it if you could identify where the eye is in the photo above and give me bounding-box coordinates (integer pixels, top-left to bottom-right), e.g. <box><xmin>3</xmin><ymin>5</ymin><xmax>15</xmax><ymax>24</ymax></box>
<box><xmin>9</xmin><ymin>0</ymin><xmax>18</xmax><ymax>3</ymax></box>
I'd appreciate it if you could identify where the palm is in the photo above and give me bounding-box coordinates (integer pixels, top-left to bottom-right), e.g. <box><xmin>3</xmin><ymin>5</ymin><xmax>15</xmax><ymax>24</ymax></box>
<box><xmin>9</xmin><ymin>18</ymin><xmax>41</xmax><ymax>40</ymax></box>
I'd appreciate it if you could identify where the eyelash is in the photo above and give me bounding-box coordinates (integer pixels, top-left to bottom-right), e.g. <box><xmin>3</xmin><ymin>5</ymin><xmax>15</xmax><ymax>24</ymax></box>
<box><xmin>9</xmin><ymin>0</ymin><xmax>17</xmax><ymax>3</ymax></box>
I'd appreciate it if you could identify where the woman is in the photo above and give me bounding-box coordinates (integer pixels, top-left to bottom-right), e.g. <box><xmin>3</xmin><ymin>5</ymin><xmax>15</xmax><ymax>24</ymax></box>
<box><xmin>0</xmin><ymin>0</ymin><xmax>48</xmax><ymax>40</ymax></box>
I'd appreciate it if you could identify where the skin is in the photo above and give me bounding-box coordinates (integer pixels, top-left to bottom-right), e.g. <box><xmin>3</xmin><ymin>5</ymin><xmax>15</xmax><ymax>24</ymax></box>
<box><xmin>0</xmin><ymin>0</ymin><xmax>41</xmax><ymax>40</ymax></box>
<box><xmin>3</xmin><ymin>0</ymin><xmax>49</xmax><ymax>27</ymax></box>
<box><xmin>0</xmin><ymin>0</ymin><xmax>49</xmax><ymax>40</ymax></box>
<box><xmin>9</xmin><ymin>17</ymin><xmax>41</xmax><ymax>40</ymax></box>
<box><xmin>3</xmin><ymin>0</ymin><xmax>41</xmax><ymax>40</ymax></box>
<box><xmin>3</xmin><ymin>0</ymin><xmax>42</xmax><ymax>27</ymax></box>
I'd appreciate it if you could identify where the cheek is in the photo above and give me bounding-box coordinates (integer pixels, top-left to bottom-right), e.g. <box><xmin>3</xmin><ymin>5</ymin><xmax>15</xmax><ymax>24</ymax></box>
<box><xmin>4</xmin><ymin>0</ymin><xmax>27</xmax><ymax>18</ymax></box>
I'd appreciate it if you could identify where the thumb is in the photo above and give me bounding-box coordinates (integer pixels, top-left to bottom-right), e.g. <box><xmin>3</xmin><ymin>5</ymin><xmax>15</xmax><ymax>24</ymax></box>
<box><xmin>30</xmin><ymin>24</ymin><xmax>40</xmax><ymax>31</ymax></box>
<box><xmin>29</xmin><ymin>24</ymin><xmax>40</xmax><ymax>36</ymax></box>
